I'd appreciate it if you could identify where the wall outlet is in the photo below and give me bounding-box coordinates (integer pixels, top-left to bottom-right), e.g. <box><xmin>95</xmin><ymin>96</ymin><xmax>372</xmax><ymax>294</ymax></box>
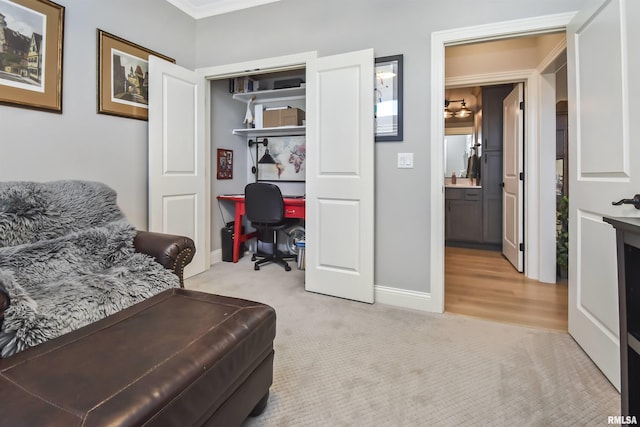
<box><xmin>397</xmin><ymin>153</ymin><xmax>414</xmax><ymax>168</ymax></box>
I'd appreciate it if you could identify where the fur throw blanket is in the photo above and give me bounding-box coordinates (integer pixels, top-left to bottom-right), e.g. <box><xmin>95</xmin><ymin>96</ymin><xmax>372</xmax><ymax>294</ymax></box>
<box><xmin>0</xmin><ymin>181</ymin><xmax>179</xmax><ymax>357</ymax></box>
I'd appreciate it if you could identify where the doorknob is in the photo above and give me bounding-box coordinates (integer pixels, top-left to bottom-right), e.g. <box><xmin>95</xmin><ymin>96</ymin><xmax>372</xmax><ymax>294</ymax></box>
<box><xmin>612</xmin><ymin>194</ymin><xmax>640</xmax><ymax>209</ymax></box>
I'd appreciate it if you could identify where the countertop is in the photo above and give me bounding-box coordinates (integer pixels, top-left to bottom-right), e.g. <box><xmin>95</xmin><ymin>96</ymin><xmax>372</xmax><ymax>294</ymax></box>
<box><xmin>444</xmin><ymin>178</ymin><xmax>482</xmax><ymax>189</ymax></box>
<box><xmin>445</xmin><ymin>184</ymin><xmax>482</xmax><ymax>189</ymax></box>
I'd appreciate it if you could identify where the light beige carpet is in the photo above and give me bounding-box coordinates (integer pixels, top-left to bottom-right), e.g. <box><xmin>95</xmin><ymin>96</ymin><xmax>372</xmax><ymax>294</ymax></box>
<box><xmin>186</xmin><ymin>258</ymin><xmax>620</xmax><ymax>426</ymax></box>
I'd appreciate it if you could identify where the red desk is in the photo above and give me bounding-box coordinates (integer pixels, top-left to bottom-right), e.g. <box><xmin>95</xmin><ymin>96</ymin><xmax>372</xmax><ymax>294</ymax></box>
<box><xmin>217</xmin><ymin>194</ymin><xmax>305</xmax><ymax>263</ymax></box>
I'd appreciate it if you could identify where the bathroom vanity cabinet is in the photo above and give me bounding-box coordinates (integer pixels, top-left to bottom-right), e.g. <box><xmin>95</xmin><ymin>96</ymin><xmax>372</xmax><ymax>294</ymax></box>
<box><xmin>445</xmin><ymin>187</ymin><xmax>483</xmax><ymax>244</ymax></box>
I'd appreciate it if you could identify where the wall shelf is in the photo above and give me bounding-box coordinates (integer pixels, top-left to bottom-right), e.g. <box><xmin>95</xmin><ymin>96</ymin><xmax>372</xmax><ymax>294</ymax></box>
<box><xmin>232</xmin><ymin>125</ymin><xmax>306</xmax><ymax>137</ymax></box>
<box><xmin>232</xmin><ymin>87</ymin><xmax>305</xmax><ymax>104</ymax></box>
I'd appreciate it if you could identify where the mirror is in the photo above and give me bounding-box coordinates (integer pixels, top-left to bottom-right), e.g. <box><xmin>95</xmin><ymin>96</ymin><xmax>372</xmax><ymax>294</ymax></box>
<box><xmin>444</xmin><ymin>127</ymin><xmax>475</xmax><ymax>178</ymax></box>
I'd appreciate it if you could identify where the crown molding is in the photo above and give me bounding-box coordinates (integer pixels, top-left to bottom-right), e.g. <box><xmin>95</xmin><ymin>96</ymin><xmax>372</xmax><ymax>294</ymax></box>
<box><xmin>165</xmin><ymin>0</ymin><xmax>280</xmax><ymax>19</ymax></box>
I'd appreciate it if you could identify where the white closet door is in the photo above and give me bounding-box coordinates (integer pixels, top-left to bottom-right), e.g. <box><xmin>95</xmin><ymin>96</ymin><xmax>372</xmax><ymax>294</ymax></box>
<box><xmin>305</xmin><ymin>49</ymin><xmax>375</xmax><ymax>303</ymax></box>
<box><xmin>148</xmin><ymin>56</ymin><xmax>207</xmax><ymax>278</ymax></box>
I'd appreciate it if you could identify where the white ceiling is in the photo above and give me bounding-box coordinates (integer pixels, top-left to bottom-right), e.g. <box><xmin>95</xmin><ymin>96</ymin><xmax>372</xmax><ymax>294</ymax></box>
<box><xmin>165</xmin><ymin>0</ymin><xmax>280</xmax><ymax>19</ymax></box>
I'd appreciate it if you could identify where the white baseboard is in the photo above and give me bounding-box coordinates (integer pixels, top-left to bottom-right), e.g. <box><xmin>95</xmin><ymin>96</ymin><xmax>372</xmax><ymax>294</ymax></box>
<box><xmin>210</xmin><ymin>250</ymin><xmax>222</xmax><ymax>266</ymax></box>
<box><xmin>374</xmin><ymin>285</ymin><xmax>436</xmax><ymax>312</ymax></box>
<box><xmin>208</xmin><ymin>253</ymin><xmax>437</xmax><ymax>313</ymax></box>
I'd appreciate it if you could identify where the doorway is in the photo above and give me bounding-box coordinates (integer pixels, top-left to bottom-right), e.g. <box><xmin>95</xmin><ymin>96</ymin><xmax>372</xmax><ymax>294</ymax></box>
<box><xmin>443</xmin><ymin>38</ymin><xmax>565</xmax><ymax>327</ymax></box>
<box><xmin>443</xmin><ymin>82</ymin><xmax>522</xmax><ymax>261</ymax></box>
<box><xmin>430</xmin><ymin>16</ymin><xmax>572</xmax><ymax>318</ymax></box>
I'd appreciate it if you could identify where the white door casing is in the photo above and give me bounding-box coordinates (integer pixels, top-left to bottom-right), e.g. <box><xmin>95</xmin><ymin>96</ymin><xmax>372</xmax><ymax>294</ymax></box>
<box><xmin>431</xmin><ymin>13</ymin><xmax>576</xmax><ymax>312</ymax></box>
<box><xmin>305</xmin><ymin>49</ymin><xmax>375</xmax><ymax>303</ymax></box>
<box><xmin>502</xmin><ymin>83</ymin><xmax>524</xmax><ymax>272</ymax></box>
<box><xmin>148</xmin><ymin>57</ymin><xmax>208</xmax><ymax>278</ymax></box>
<box><xmin>567</xmin><ymin>0</ymin><xmax>640</xmax><ymax>391</ymax></box>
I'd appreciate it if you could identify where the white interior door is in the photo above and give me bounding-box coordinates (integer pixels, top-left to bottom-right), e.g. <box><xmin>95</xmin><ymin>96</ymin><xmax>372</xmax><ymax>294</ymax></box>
<box><xmin>148</xmin><ymin>56</ymin><xmax>207</xmax><ymax>278</ymax></box>
<box><xmin>567</xmin><ymin>0</ymin><xmax>640</xmax><ymax>391</ymax></box>
<box><xmin>502</xmin><ymin>83</ymin><xmax>524</xmax><ymax>272</ymax></box>
<box><xmin>305</xmin><ymin>49</ymin><xmax>375</xmax><ymax>303</ymax></box>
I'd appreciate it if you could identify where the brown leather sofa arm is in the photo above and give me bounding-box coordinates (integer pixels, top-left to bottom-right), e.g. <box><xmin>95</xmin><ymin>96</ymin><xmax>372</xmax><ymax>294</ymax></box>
<box><xmin>133</xmin><ymin>231</ymin><xmax>196</xmax><ymax>287</ymax></box>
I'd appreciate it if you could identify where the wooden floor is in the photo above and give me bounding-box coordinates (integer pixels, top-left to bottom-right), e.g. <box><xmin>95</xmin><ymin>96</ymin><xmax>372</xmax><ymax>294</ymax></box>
<box><xmin>445</xmin><ymin>246</ymin><xmax>568</xmax><ymax>331</ymax></box>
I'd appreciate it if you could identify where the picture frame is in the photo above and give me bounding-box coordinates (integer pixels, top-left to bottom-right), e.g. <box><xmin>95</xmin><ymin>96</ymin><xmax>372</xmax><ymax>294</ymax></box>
<box><xmin>257</xmin><ymin>135</ymin><xmax>306</xmax><ymax>182</ymax></box>
<box><xmin>217</xmin><ymin>148</ymin><xmax>233</xmax><ymax>180</ymax></box>
<box><xmin>97</xmin><ymin>29</ymin><xmax>174</xmax><ymax>121</ymax></box>
<box><xmin>0</xmin><ymin>0</ymin><xmax>64</xmax><ymax>113</ymax></box>
<box><xmin>375</xmin><ymin>54</ymin><xmax>403</xmax><ymax>142</ymax></box>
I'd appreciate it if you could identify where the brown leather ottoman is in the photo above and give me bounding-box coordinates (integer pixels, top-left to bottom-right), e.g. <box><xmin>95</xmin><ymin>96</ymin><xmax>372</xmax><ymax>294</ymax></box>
<box><xmin>0</xmin><ymin>288</ymin><xmax>276</xmax><ymax>426</ymax></box>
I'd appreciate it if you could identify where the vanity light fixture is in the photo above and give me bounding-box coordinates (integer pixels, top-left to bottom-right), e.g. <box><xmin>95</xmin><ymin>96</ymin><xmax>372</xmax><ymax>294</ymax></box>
<box><xmin>455</xmin><ymin>100</ymin><xmax>472</xmax><ymax>118</ymax></box>
<box><xmin>444</xmin><ymin>100</ymin><xmax>454</xmax><ymax>119</ymax></box>
<box><xmin>444</xmin><ymin>99</ymin><xmax>472</xmax><ymax>119</ymax></box>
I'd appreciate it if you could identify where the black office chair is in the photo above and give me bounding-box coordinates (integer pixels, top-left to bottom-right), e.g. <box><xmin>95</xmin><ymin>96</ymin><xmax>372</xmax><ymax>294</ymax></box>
<box><xmin>244</xmin><ymin>183</ymin><xmax>298</xmax><ymax>271</ymax></box>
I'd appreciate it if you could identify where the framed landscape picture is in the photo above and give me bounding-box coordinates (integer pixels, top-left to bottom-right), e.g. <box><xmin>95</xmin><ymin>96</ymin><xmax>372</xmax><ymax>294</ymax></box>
<box><xmin>0</xmin><ymin>0</ymin><xmax>65</xmax><ymax>113</ymax></box>
<box><xmin>97</xmin><ymin>29</ymin><xmax>174</xmax><ymax>120</ymax></box>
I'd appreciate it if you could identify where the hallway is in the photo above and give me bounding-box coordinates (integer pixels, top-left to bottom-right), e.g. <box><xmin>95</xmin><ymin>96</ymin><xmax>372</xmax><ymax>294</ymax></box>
<box><xmin>445</xmin><ymin>247</ymin><xmax>568</xmax><ymax>331</ymax></box>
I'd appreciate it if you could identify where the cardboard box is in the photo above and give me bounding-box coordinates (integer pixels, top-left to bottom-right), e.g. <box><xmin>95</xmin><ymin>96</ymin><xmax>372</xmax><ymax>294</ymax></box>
<box><xmin>263</xmin><ymin>108</ymin><xmax>305</xmax><ymax>127</ymax></box>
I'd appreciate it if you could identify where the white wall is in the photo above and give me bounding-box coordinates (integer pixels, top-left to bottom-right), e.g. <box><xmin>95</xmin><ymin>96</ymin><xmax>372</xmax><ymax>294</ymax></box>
<box><xmin>194</xmin><ymin>0</ymin><xmax>585</xmax><ymax>294</ymax></box>
<box><xmin>0</xmin><ymin>0</ymin><xmax>195</xmax><ymax>229</ymax></box>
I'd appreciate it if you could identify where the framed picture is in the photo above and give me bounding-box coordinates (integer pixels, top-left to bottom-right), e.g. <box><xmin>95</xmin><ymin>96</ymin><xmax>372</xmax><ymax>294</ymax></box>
<box><xmin>0</xmin><ymin>0</ymin><xmax>64</xmax><ymax>113</ymax></box>
<box><xmin>217</xmin><ymin>149</ymin><xmax>233</xmax><ymax>180</ymax></box>
<box><xmin>375</xmin><ymin>54</ymin><xmax>403</xmax><ymax>142</ymax></box>
<box><xmin>257</xmin><ymin>136</ymin><xmax>306</xmax><ymax>182</ymax></box>
<box><xmin>97</xmin><ymin>29</ymin><xmax>174</xmax><ymax>120</ymax></box>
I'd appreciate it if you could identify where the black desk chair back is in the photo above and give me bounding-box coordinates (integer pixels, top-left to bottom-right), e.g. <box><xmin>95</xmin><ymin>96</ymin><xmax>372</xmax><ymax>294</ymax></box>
<box><xmin>245</xmin><ymin>183</ymin><xmax>297</xmax><ymax>271</ymax></box>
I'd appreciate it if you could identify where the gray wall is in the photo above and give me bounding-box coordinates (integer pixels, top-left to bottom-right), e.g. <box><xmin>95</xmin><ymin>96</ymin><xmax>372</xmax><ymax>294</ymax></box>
<box><xmin>195</xmin><ymin>0</ymin><xmax>584</xmax><ymax>293</ymax></box>
<box><xmin>1</xmin><ymin>0</ymin><xmax>583</xmax><ymax>294</ymax></box>
<box><xmin>0</xmin><ymin>0</ymin><xmax>195</xmax><ymax>229</ymax></box>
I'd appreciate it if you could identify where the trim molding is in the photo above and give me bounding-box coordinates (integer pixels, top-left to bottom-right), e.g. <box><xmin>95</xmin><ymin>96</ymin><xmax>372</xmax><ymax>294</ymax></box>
<box><xmin>538</xmin><ymin>39</ymin><xmax>568</xmax><ymax>73</ymax></box>
<box><xmin>446</xmin><ymin>69</ymin><xmax>536</xmax><ymax>87</ymax></box>
<box><xmin>165</xmin><ymin>0</ymin><xmax>280</xmax><ymax>19</ymax></box>
<box><xmin>430</xmin><ymin>12</ymin><xmax>577</xmax><ymax>314</ymax></box>
<box><xmin>210</xmin><ymin>249</ymin><xmax>222</xmax><ymax>266</ymax></box>
<box><xmin>374</xmin><ymin>285</ymin><xmax>436</xmax><ymax>312</ymax></box>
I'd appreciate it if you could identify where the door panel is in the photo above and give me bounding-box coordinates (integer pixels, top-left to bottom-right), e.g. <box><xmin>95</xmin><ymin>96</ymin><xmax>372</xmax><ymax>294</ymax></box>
<box><xmin>305</xmin><ymin>49</ymin><xmax>375</xmax><ymax>303</ymax></box>
<box><xmin>502</xmin><ymin>84</ymin><xmax>524</xmax><ymax>271</ymax></box>
<box><xmin>148</xmin><ymin>57</ymin><xmax>207</xmax><ymax>278</ymax></box>
<box><xmin>568</xmin><ymin>0</ymin><xmax>638</xmax><ymax>390</ymax></box>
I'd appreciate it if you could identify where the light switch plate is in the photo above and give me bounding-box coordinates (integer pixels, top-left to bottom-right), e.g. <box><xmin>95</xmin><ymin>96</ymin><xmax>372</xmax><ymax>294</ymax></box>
<box><xmin>397</xmin><ymin>153</ymin><xmax>414</xmax><ymax>168</ymax></box>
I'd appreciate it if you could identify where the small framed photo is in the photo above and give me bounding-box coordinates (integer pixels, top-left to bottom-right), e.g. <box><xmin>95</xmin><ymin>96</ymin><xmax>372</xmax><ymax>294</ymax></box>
<box><xmin>375</xmin><ymin>54</ymin><xmax>403</xmax><ymax>142</ymax></box>
<box><xmin>257</xmin><ymin>136</ymin><xmax>306</xmax><ymax>182</ymax></box>
<box><xmin>0</xmin><ymin>0</ymin><xmax>65</xmax><ymax>113</ymax></box>
<box><xmin>217</xmin><ymin>149</ymin><xmax>233</xmax><ymax>180</ymax></box>
<box><xmin>97</xmin><ymin>29</ymin><xmax>174</xmax><ymax>120</ymax></box>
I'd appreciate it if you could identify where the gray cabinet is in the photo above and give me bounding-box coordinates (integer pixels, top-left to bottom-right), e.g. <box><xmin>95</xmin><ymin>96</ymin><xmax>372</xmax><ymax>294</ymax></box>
<box><xmin>482</xmin><ymin>151</ymin><xmax>503</xmax><ymax>244</ymax></box>
<box><xmin>445</xmin><ymin>188</ymin><xmax>483</xmax><ymax>243</ymax></box>
<box><xmin>481</xmin><ymin>84</ymin><xmax>513</xmax><ymax>246</ymax></box>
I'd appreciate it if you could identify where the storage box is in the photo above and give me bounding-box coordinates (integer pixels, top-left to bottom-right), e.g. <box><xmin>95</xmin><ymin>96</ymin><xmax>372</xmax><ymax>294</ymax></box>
<box><xmin>263</xmin><ymin>108</ymin><xmax>305</xmax><ymax>127</ymax></box>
